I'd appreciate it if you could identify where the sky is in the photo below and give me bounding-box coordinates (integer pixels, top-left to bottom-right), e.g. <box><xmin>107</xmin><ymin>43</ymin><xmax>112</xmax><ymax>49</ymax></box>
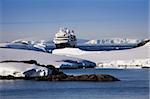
<box><xmin>0</xmin><ymin>0</ymin><xmax>149</xmax><ymax>42</ymax></box>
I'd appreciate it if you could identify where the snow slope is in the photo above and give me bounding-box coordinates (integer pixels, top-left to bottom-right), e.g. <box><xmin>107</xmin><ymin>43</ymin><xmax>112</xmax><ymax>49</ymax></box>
<box><xmin>0</xmin><ymin>48</ymin><xmax>96</xmax><ymax>76</ymax></box>
<box><xmin>53</xmin><ymin>42</ymin><xmax>150</xmax><ymax>68</ymax></box>
<box><xmin>0</xmin><ymin>48</ymin><xmax>96</xmax><ymax>68</ymax></box>
<box><xmin>0</xmin><ymin>63</ymin><xmax>51</xmax><ymax>77</ymax></box>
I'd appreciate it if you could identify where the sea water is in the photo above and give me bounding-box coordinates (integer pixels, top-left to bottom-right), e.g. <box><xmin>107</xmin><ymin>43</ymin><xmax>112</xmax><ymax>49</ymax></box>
<box><xmin>0</xmin><ymin>69</ymin><xmax>149</xmax><ymax>99</ymax></box>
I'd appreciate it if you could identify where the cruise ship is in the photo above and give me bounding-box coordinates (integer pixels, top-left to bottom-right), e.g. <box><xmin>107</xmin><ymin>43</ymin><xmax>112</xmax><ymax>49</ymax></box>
<box><xmin>53</xmin><ymin>28</ymin><xmax>77</xmax><ymax>48</ymax></box>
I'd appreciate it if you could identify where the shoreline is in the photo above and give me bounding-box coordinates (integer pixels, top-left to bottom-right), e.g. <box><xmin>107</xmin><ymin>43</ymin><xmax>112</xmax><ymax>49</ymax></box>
<box><xmin>0</xmin><ymin>74</ymin><xmax>120</xmax><ymax>82</ymax></box>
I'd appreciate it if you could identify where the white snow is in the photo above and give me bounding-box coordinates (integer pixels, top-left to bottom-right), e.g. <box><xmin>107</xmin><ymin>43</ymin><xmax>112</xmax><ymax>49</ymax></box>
<box><xmin>0</xmin><ymin>48</ymin><xmax>89</xmax><ymax>68</ymax></box>
<box><xmin>0</xmin><ymin>48</ymin><xmax>90</xmax><ymax>76</ymax></box>
<box><xmin>0</xmin><ymin>41</ymin><xmax>149</xmax><ymax>77</ymax></box>
<box><xmin>0</xmin><ymin>47</ymin><xmax>96</xmax><ymax>77</ymax></box>
<box><xmin>53</xmin><ymin>42</ymin><xmax>150</xmax><ymax>68</ymax></box>
<box><xmin>33</xmin><ymin>43</ymin><xmax>46</xmax><ymax>52</ymax></box>
<box><xmin>52</xmin><ymin>48</ymin><xmax>92</xmax><ymax>55</ymax></box>
<box><xmin>85</xmin><ymin>38</ymin><xmax>142</xmax><ymax>45</ymax></box>
<box><xmin>0</xmin><ymin>63</ymin><xmax>50</xmax><ymax>77</ymax></box>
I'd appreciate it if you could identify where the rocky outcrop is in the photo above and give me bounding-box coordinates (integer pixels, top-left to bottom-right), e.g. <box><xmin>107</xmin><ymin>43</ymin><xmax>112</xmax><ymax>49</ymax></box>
<box><xmin>134</xmin><ymin>39</ymin><xmax>150</xmax><ymax>48</ymax></box>
<box><xmin>0</xmin><ymin>74</ymin><xmax>120</xmax><ymax>82</ymax></box>
<box><xmin>36</xmin><ymin>74</ymin><xmax>120</xmax><ymax>81</ymax></box>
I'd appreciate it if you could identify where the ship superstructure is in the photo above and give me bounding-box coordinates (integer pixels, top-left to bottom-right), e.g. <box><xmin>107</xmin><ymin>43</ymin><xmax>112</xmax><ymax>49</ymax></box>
<box><xmin>53</xmin><ymin>28</ymin><xmax>77</xmax><ymax>48</ymax></box>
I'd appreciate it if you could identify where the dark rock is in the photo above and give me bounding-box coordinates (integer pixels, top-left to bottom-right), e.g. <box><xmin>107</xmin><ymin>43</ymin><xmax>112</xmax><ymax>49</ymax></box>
<box><xmin>76</xmin><ymin>75</ymin><xmax>90</xmax><ymax>81</ymax></box>
<box><xmin>35</xmin><ymin>74</ymin><xmax>120</xmax><ymax>82</ymax></box>
<box><xmin>0</xmin><ymin>75</ymin><xmax>15</xmax><ymax>79</ymax></box>
<box><xmin>0</xmin><ymin>74</ymin><xmax>120</xmax><ymax>82</ymax></box>
<box><xmin>46</xmin><ymin>65</ymin><xmax>56</xmax><ymax>69</ymax></box>
<box><xmin>135</xmin><ymin>39</ymin><xmax>150</xmax><ymax>48</ymax></box>
<box><xmin>88</xmin><ymin>74</ymin><xmax>98</xmax><ymax>81</ymax></box>
<box><xmin>22</xmin><ymin>60</ymin><xmax>37</xmax><ymax>64</ymax></box>
<box><xmin>64</xmin><ymin>75</ymin><xmax>75</xmax><ymax>81</ymax></box>
<box><xmin>23</xmin><ymin>69</ymin><xmax>37</xmax><ymax>77</ymax></box>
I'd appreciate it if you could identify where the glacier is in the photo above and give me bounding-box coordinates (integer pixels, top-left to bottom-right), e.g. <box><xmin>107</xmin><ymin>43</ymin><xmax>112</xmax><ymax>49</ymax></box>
<box><xmin>53</xmin><ymin>41</ymin><xmax>150</xmax><ymax>69</ymax></box>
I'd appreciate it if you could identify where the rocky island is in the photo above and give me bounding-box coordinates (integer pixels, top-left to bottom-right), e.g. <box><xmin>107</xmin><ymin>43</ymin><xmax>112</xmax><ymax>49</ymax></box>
<box><xmin>0</xmin><ymin>60</ymin><xmax>120</xmax><ymax>82</ymax></box>
<box><xmin>0</xmin><ymin>74</ymin><xmax>120</xmax><ymax>82</ymax></box>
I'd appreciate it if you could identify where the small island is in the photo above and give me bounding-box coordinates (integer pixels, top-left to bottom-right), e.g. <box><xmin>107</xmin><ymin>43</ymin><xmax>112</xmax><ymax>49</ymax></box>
<box><xmin>0</xmin><ymin>60</ymin><xmax>120</xmax><ymax>82</ymax></box>
<box><xmin>0</xmin><ymin>74</ymin><xmax>120</xmax><ymax>82</ymax></box>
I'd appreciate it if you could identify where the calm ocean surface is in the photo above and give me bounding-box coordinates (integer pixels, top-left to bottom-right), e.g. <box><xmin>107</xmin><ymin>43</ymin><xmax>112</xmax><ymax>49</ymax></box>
<box><xmin>0</xmin><ymin>69</ymin><xmax>149</xmax><ymax>99</ymax></box>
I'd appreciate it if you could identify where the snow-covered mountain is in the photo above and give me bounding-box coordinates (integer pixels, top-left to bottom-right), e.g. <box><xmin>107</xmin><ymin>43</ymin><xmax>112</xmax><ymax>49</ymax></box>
<box><xmin>0</xmin><ymin>38</ymin><xmax>144</xmax><ymax>52</ymax></box>
<box><xmin>85</xmin><ymin>38</ymin><xmax>142</xmax><ymax>45</ymax></box>
<box><xmin>0</xmin><ymin>39</ymin><xmax>55</xmax><ymax>53</ymax></box>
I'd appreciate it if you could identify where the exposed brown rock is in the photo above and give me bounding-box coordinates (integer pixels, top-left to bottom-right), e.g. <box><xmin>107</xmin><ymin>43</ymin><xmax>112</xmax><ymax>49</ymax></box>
<box><xmin>0</xmin><ymin>74</ymin><xmax>120</xmax><ymax>82</ymax></box>
<box><xmin>35</xmin><ymin>74</ymin><xmax>120</xmax><ymax>82</ymax></box>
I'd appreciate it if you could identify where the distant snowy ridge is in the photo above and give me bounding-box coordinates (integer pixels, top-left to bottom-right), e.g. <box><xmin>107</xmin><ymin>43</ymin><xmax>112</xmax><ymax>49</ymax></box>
<box><xmin>0</xmin><ymin>38</ymin><xmax>145</xmax><ymax>53</ymax></box>
<box><xmin>85</xmin><ymin>38</ymin><xmax>143</xmax><ymax>45</ymax></box>
<box><xmin>11</xmin><ymin>38</ymin><xmax>143</xmax><ymax>45</ymax></box>
<box><xmin>97</xmin><ymin>59</ymin><xmax>150</xmax><ymax>69</ymax></box>
<box><xmin>0</xmin><ymin>38</ymin><xmax>143</xmax><ymax>48</ymax></box>
<box><xmin>0</xmin><ymin>39</ymin><xmax>55</xmax><ymax>53</ymax></box>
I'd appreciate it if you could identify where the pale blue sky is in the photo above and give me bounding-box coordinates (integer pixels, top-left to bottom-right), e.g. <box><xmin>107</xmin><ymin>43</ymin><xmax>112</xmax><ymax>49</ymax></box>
<box><xmin>0</xmin><ymin>0</ymin><xmax>149</xmax><ymax>42</ymax></box>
